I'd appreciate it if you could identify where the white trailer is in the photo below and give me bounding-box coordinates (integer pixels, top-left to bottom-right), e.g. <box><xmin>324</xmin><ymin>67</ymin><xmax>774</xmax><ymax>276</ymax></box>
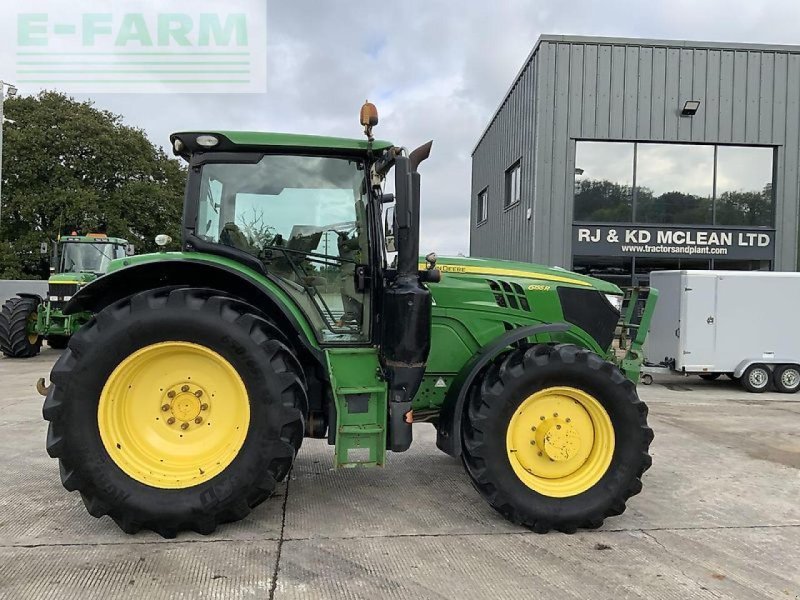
<box><xmin>644</xmin><ymin>270</ymin><xmax>800</xmax><ymax>393</ymax></box>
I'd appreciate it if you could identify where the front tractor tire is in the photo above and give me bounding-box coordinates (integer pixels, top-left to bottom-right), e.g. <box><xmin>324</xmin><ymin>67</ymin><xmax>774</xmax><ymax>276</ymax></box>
<box><xmin>462</xmin><ymin>344</ymin><xmax>653</xmax><ymax>533</ymax></box>
<box><xmin>43</xmin><ymin>288</ymin><xmax>307</xmax><ymax>537</ymax></box>
<box><xmin>0</xmin><ymin>297</ymin><xmax>42</xmax><ymax>358</ymax></box>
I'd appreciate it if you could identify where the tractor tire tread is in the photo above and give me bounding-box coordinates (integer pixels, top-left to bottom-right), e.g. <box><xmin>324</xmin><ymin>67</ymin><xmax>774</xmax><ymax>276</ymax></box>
<box><xmin>43</xmin><ymin>287</ymin><xmax>307</xmax><ymax>538</ymax></box>
<box><xmin>0</xmin><ymin>296</ymin><xmax>42</xmax><ymax>358</ymax></box>
<box><xmin>462</xmin><ymin>343</ymin><xmax>653</xmax><ymax>534</ymax></box>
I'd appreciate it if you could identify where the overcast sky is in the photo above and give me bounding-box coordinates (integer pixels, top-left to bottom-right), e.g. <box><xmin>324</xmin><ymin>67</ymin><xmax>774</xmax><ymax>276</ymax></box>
<box><xmin>8</xmin><ymin>0</ymin><xmax>800</xmax><ymax>256</ymax></box>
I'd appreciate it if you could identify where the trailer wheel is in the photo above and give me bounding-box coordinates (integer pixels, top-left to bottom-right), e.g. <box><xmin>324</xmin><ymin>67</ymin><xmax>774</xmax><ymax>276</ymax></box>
<box><xmin>773</xmin><ymin>365</ymin><xmax>800</xmax><ymax>394</ymax></box>
<box><xmin>699</xmin><ymin>373</ymin><xmax>720</xmax><ymax>381</ymax></box>
<box><xmin>461</xmin><ymin>344</ymin><xmax>653</xmax><ymax>533</ymax></box>
<box><xmin>740</xmin><ymin>363</ymin><xmax>771</xmax><ymax>393</ymax></box>
<box><xmin>0</xmin><ymin>297</ymin><xmax>42</xmax><ymax>358</ymax></box>
<box><xmin>43</xmin><ymin>287</ymin><xmax>307</xmax><ymax>537</ymax></box>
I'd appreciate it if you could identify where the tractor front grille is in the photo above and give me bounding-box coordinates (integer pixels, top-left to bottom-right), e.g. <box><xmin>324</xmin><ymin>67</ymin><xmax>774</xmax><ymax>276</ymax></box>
<box><xmin>47</xmin><ymin>283</ymin><xmax>79</xmax><ymax>310</ymax></box>
<box><xmin>487</xmin><ymin>279</ymin><xmax>531</xmax><ymax>311</ymax></box>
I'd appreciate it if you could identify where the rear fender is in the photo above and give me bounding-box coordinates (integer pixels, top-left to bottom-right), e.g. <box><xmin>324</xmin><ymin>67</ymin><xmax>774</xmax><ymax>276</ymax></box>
<box><xmin>435</xmin><ymin>323</ymin><xmax>570</xmax><ymax>457</ymax></box>
<box><xmin>63</xmin><ymin>258</ymin><xmax>323</xmax><ymax>367</ymax></box>
<box><xmin>17</xmin><ymin>293</ymin><xmax>43</xmax><ymax>303</ymax></box>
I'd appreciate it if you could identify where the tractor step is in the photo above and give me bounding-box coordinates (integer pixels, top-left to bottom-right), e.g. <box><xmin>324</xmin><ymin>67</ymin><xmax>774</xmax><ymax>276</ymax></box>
<box><xmin>325</xmin><ymin>347</ymin><xmax>387</xmax><ymax>468</ymax></box>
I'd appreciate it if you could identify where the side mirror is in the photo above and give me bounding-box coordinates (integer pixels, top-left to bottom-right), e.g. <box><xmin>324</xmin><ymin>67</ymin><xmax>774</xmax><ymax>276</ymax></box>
<box><xmin>125</xmin><ymin>244</ymin><xmax>135</xmax><ymax>256</ymax></box>
<box><xmin>384</xmin><ymin>206</ymin><xmax>397</xmax><ymax>254</ymax></box>
<box><xmin>39</xmin><ymin>242</ymin><xmax>48</xmax><ymax>255</ymax></box>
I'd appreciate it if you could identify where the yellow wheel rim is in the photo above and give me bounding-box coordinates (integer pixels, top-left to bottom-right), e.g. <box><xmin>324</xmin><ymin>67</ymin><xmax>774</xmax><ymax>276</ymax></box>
<box><xmin>98</xmin><ymin>341</ymin><xmax>250</xmax><ymax>489</ymax></box>
<box><xmin>27</xmin><ymin>311</ymin><xmax>39</xmax><ymax>345</ymax></box>
<box><xmin>506</xmin><ymin>386</ymin><xmax>614</xmax><ymax>498</ymax></box>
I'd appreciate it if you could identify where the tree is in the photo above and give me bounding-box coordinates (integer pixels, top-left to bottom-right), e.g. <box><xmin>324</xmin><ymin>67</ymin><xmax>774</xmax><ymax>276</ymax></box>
<box><xmin>0</xmin><ymin>92</ymin><xmax>187</xmax><ymax>278</ymax></box>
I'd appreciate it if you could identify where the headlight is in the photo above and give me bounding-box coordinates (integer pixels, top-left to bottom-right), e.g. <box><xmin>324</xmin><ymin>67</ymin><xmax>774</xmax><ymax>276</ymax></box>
<box><xmin>604</xmin><ymin>293</ymin><xmax>623</xmax><ymax>312</ymax></box>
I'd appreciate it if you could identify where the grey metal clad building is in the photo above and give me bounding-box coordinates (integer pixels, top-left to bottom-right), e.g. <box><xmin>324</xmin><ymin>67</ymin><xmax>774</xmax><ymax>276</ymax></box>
<box><xmin>471</xmin><ymin>34</ymin><xmax>800</xmax><ymax>284</ymax></box>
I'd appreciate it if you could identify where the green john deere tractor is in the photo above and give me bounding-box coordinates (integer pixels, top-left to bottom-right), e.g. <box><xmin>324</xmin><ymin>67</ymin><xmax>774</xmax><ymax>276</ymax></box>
<box><xmin>43</xmin><ymin>105</ymin><xmax>657</xmax><ymax>537</ymax></box>
<box><xmin>1</xmin><ymin>234</ymin><xmax>131</xmax><ymax>358</ymax></box>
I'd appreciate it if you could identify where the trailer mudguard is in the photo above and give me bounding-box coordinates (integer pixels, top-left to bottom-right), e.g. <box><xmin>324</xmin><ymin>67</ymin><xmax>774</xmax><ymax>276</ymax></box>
<box><xmin>63</xmin><ymin>257</ymin><xmax>323</xmax><ymax>364</ymax></box>
<box><xmin>435</xmin><ymin>322</ymin><xmax>570</xmax><ymax>457</ymax></box>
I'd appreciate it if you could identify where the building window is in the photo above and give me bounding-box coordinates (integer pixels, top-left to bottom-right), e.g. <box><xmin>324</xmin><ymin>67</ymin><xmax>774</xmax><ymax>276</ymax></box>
<box><xmin>715</xmin><ymin>146</ymin><xmax>774</xmax><ymax>226</ymax></box>
<box><xmin>636</xmin><ymin>143</ymin><xmax>714</xmax><ymax>225</ymax></box>
<box><xmin>573</xmin><ymin>141</ymin><xmax>774</xmax><ymax>227</ymax></box>
<box><xmin>477</xmin><ymin>187</ymin><xmax>488</xmax><ymax>225</ymax></box>
<box><xmin>574</xmin><ymin>142</ymin><xmax>634</xmax><ymax>222</ymax></box>
<box><xmin>504</xmin><ymin>161</ymin><xmax>521</xmax><ymax>209</ymax></box>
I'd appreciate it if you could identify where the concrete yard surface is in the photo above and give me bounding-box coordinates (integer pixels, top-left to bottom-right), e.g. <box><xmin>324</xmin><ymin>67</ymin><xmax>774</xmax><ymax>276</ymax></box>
<box><xmin>1</xmin><ymin>349</ymin><xmax>798</xmax><ymax>599</ymax></box>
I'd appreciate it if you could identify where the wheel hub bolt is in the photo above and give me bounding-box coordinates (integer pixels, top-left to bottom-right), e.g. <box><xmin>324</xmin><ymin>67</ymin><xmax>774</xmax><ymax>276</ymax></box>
<box><xmin>566</xmin><ymin>418</ymin><xmax>571</xmax><ymax>423</ymax></box>
<box><xmin>540</xmin><ymin>416</ymin><xmax>545</xmax><ymax>421</ymax></box>
<box><xmin>553</xmin><ymin>412</ymin><xmax>558</xmax><ymax>417</ymax></box>
<box><xmin>181</xmin><ymin>422</ymin><xmax>189</xmax><ymax>430</ymax></box>
<box><xmin>167</xmin><ymin>391</ymin><xmax>176</xmax><ymax>399</ymax></box>
<box><xmin>167</xmin><ymin>417</ymin><xmax>176</xmax><ymax>425</ymax></box>
<box><xmin>195</xmin><ymin>416</ymin><xmax>203</xmax><ymax>424</ymax></box>
<box><xmin>538</xmin><ymin>451</ymin><xmax>543</xmax><ymax>457</ymax></box>
<box><xmin>161</xmin><ymin>404</ymin><xmax>170</xmax><ymax>412</ymax></box>
<box><xmin>556</xmin><ymin>424</ymin><xmax>562</xmax><ymax>430</ymax></box>
<box><xmin>195</xmin><ymin>390</ymin><xmax>203</xmax><ymax>398</ymax></box>
<box><xmin>181</xmin><ymin>385</ymin><xmax>190</xmax><ymax>393</ymax></box>
<box><xmin>200</xmin><ymin>403</ymin><xmax>208</xmax><ymax>411</ymax></box>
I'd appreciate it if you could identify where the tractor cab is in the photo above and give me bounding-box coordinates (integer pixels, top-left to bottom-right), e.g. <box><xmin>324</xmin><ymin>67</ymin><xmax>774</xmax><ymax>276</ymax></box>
<box><xmin>55</xmin><ymin>234</ymin><xmax>131</xmax><ymax>277</ymax></box>
<box><xmin>188</xmin><ymin>152</ymin><xmax>374</xmax><ymax>342</ymax></box>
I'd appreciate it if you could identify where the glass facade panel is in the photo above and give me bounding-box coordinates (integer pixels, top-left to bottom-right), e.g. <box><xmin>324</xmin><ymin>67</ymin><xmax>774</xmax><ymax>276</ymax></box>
<box><xmin>715</xmin><ymin>146</ymin><xmax>774</xmax><ymax>226</ymax></box>
<box><xmin>574</xmin><ymin>142</ymin><xmax>634</xmax><ymax>222</ymax></box>
<box><xmin>635</xmin><ymin>143</ymin><xmax>714</xmax><ymax>225</ymax></box>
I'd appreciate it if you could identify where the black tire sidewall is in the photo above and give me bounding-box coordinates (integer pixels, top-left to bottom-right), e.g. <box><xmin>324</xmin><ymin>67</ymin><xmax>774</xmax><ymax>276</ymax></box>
<box><xmin>57</xmin><ymin>290</ymin><xmax>301</xmax><ymax>524</ymax></box>
<box><xmin>471</xmin><ymin>348</ymin><xmax>648</xmax><ymax>525</ymax></box>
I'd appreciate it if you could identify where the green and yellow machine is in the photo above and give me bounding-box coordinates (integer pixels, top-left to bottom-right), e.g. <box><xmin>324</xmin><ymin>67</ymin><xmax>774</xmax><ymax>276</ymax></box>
<box><xmin>0</xmin><ymin>234</ymin><xmax>130</xmax><ymax>358</ymax></box>
<box><xmin>43</xmin><ymin>104</ymin><xmax>657</xmax><ymax>538</ymax></box>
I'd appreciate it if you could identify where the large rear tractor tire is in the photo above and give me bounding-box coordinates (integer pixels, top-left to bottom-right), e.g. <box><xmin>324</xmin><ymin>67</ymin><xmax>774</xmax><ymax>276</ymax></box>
<box><xmin>43</xmin><ymin>287</ymin><xmax>307</xmax><ymax>537</ymax></box>
<box><xmin>0</xmin><ymin>297</ymin><xmax>42</xmax><ymax>358</ymax></box>
<box><xmin>462</xmin><ymin>344</ymin><xmax>653</xmax><ymax>533</ymax></box>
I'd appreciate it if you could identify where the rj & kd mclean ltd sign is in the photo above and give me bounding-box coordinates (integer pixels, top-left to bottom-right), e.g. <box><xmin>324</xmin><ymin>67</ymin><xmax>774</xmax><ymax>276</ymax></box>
<box><xmin>572</xmin><ymin>224</ymin><xmax>775</xmax><ymax>260</ymax></box>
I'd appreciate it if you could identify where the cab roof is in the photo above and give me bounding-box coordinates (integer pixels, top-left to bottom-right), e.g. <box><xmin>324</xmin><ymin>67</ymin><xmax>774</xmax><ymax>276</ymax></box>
<box><xmin>170</xmin><ymin>131</ymin><xmax>394</xmax><ymax>159</ymax></box>
<box><xmin>59</xmin><ymin>235</ymin><xmax>128</xmax><ymax>245</ymax></box>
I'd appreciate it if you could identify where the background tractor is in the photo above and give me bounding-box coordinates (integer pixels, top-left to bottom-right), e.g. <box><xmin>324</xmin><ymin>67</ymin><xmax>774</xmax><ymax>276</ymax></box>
<box><xmin>43</xmin><ymin>105</ymin><xmax>657</xmax><ymax>538</ymax></box>
<box><xmin>0</xmin><ymin>234</ymin><xmax>131</xmax><ymax>358</ymax></box>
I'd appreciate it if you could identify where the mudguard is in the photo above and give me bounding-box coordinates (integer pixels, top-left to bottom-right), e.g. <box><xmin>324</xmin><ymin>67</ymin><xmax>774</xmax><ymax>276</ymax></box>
<box><xmin>435</xmin><ymin>323</ymin><xmax>570</xmax><ymax>457</ymax></box>
<box><xmin>63</xmin><ymin>258</ymin><xmax>323</xmax><ymax>363</ymax></box>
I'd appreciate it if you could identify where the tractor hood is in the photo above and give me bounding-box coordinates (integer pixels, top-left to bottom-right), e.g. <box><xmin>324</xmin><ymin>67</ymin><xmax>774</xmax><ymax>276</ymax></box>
<box><xmin>48</xmin><ymin>271</ymin><xmax>98</xmax><ymax>285</ymax></box>
<box><xmin>423</xmin><ymin>256</ymin><xmax>622</xmax><ymax>295</ymax></box>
